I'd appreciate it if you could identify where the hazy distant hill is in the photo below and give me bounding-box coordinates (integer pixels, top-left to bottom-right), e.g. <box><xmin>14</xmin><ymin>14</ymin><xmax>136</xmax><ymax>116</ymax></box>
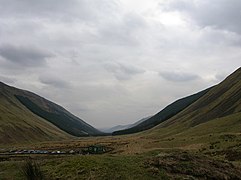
<box><xmin>0</xmin><ymin>82</ymin><xmax>103</xmax><ymax>143</ymax></box>
<box><xmin>113</xmin><ymin>88</ymin><xmax>210</xmax><ymax>135</ymax></box>
<box><xmin>100</xmin><ymin>116</ymin><xmax>151</xmax><ymax>133</ymax></box>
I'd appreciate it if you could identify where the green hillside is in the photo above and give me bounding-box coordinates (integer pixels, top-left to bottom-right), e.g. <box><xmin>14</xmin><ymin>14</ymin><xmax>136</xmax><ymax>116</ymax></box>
<box><xmin>0</xmin><ymin>82</ymin><xmax>103</xmax><ymax>144</ymax></box>
<box><xmin>114</xmin><ymin>67</ymin><xmax>241</xmax><ymax>137</ymax></box>
<box><xmin>15</xmin><ymin>95</ymin><xmax>102</xmax><ymax>136</ymax></box>
<box><xmin>157</xmin><ymin>67</ymin><xmax>241</xmax><ymax>129</ymax></box>
<box><xmin>0</xmin><ymin>82</ymin><xmax>70</xmax><ymax>144</ymax></box>
<box><xmin>141</xmin><ymin>67</ymin><xmax>241</xmax><ymax>143</ymax></box>
<box><xmin>113</xmin><ymin>87</ymin><xmax>211</xmax><ymax>135</ymax></box>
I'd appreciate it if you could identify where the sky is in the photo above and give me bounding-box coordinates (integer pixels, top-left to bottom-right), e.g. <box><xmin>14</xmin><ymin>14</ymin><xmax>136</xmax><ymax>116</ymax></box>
<box><xmin>0</xmin><ymin>0</ymin><xmax>241</xmax><ymax>128</ymax></box>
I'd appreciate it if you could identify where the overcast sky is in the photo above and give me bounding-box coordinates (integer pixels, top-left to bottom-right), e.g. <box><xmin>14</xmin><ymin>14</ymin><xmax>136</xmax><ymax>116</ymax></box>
<box><xmin>0</xmin><ymin>0</ymin><xmax>241</xmax><ymax>128</ymax></box>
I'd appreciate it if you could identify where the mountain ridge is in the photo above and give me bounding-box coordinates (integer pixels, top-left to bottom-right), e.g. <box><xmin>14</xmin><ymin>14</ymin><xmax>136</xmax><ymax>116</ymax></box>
<box><xmin>157</xmin><ymin>67</ymin><xmax>241</xmax><ymax>129</ymax></box>
<box><xmin>0</xmin><ymin>82</ymin><xmax>103</xmax><ymax>143</ymax></box>
<box><xmin>113</xmin><ymin>87</ymin><xmax>211</xmax><ymax>135</ymax></box>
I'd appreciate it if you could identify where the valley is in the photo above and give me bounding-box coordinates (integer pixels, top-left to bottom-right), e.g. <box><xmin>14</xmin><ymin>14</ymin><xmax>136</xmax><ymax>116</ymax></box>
<box><xmin>0</xmin><ymin>68</ymin><xmax>241</xmax><ymax>179</ymax></box>
<box><xmin>1</xmin><ymin>0</ymin><xmax>241</xmax><ymax>179</ymax></box>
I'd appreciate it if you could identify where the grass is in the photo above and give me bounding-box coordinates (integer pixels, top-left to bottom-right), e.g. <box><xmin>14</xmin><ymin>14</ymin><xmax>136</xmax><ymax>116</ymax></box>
<box><xmin>147</xmin><ymin>151</ymin><xmax>241</xmax><ymax>179</ymax></box>
<box><xmin>20</xmin><ymin>159</ymin><xmax>44</xmax><ymax>180</ymax></box>
<box><xmin>0</xmin><ymin>154</ymin><xmax>168</xmax><ymax>180</ymax></box>
<box><xmin>1</xmin><ymin>149</ymin><xmax>241</xmax><ymax>179</ymax></box>
<box><xmin>43</xmin><ymin>155</ymin><xmax>168</xmax><ymax>179</ymax></box>
<box><xmin>0</xmin><ymin>161</ymin><xmax>22</xmax><ymax>180</ymax></box>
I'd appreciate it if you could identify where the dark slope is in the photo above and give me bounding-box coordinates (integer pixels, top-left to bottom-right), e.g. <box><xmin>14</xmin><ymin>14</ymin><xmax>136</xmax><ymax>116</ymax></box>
<box><xmin>157</xmin><ymin>67</ymin><xmax>241</xmax><ymax>128</ymax></box>
<box><xmin>113</xmin><ymin>87</ymin><xmax>211</xmax><ymax>135</ymax></box>
<box><xmin>0</xmin><ymin>82</ymin><xmax>103</xmax><ymax>142</ymax></box>
<box><xmin>0</xmin><ymin>82</ymin><xmax>70</xmax><ymax>144</ymax></box>
<box><xmin>15</xmin><ymin>95</ymin><xmax>102</xmax><ymax>136</ymax></box>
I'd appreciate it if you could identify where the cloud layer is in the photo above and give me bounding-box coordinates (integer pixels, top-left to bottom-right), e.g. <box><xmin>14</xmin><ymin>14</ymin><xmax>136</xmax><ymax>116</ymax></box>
<box><xmin>164</xmin><ymin>0</ymin><xmax>241</xmax><ymax>35</ymax></box>
<box><xmin>0</xmin><ymin>44</ymin><xmax>51</xmax><ymax>67</ymax></box>
<box><xmin>159</xmin><ymin>71</ymin><xmax>199</xmax><ymax>82</ymax></box>
<box><xmin>0</xmin><ymin>0</ymin><xmax>240</xmax><ymax>128</ymax></box>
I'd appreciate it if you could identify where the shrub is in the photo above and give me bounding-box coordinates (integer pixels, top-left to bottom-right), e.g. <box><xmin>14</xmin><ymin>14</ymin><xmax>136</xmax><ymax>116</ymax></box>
<box><xmin>20</xmin><ymin>159</ymin><xmax>44</xmax><ymax>180</ymax></box>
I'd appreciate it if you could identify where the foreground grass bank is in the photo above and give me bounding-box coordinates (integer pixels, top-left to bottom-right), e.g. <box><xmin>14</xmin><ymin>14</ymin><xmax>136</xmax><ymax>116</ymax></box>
<box><xmin>1</xmin><ymin>149</ymin><xmax>241</xmax><ymax>179</ymax></box>
<box><xmin>0</xmin><ymin>154</ymin><xmax>168</xmax><ymax>180</ymax></box>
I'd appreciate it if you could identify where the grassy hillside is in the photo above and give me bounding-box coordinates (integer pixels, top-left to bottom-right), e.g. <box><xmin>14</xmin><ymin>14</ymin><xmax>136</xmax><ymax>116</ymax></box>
<box><xmin>0</xmin><ymin>82</ymin><xmax>103</xmax><ymax>144</ymax></box>
<box><xmin>114</xmin><ymin>67</ymin><xmax>241</xmax><ymax>137</ymax></box>
<box><xmin>157</xmin><ymin>67</ymin><xmax>241</xmax><ymax>129</ymax></box>
<box><xmin>15</xmin><ymin>95</ymin><xmax>102</xmax><ymax>136</ymax></box>
<box><xmin>113</xmin><ymin>88</ymin><xmax>210</xmax><ymax>135</ymax></box>
<box><xmin>133</xmin><ymin>68</ymin><xmax>241</xmax><ymax>153</ymax></box>
<box><xmin>0</xmin><ymin>82</ymin><xmax>70</xmax><ymax>144</ymax></box>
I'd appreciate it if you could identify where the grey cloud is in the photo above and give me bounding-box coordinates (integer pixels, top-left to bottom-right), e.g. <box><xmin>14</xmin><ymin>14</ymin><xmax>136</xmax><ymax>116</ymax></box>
<box><xmin>0</xmin><ymin>76</ymin><xmax>16</xmax><ymax>84</ymax></box>
<box><xmin>0</xmin><ymin>44</ymin><xmax>52</xmax><ymax>67</ymax></box>
<box><xmin>97</xmin><ymin>12</ymin><xmax>147</xmax><ymax>46</ymax></box>
<box><xmin>159</xmin><ymin>71</ymin><xmax>200</xmax><ymax>82</ymax></box>
<box><xmin>163</xmin><ymin>0</ymin><xmax>241</xmax><ymax>34</ymax></box>
<box><xmin>39</xmin><ymin>75</ymin><xmax>70</xmax><ymax>88</ymax></box>
<box><xmin>0</xmin><ymin>0</ymin><xmax>119</xmax><ymax>23</ymax></box>
<box><xmin>104</xmin><ymin>62</ymin><xmax>145</xmax><ymax>81</ymax></box>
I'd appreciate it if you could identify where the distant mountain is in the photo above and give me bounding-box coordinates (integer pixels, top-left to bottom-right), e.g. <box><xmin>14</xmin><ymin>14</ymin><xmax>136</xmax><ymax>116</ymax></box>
<box><xmin>113</xmin><ymin>87</ymin><xmax>211</xmax><ymax>135</ymax></box>
<box><xmin>100</xmin><ymin>116</ymin><xmax>151</xmax><ymax>133</ymax></box>
<box><xmin>130</xmin><ymin>116</ymin><xmax>152</xmax><ymax>128</ymax></box>
<box><xmin>100</xmin><ymin>125</ymin><xmax>130</xmax><ymax>133</ymax></box>
<box><xmin>0</xmin><ymin>82</ymin><xmax>103</xmax><ymax>143</ymax></box>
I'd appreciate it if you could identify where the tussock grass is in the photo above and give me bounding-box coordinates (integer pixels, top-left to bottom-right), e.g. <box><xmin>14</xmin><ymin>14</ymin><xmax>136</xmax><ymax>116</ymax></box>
<box><xmin>20</xmin><ymin>159</ymin><xmax>44</xmax><ymax>180</ymax></box>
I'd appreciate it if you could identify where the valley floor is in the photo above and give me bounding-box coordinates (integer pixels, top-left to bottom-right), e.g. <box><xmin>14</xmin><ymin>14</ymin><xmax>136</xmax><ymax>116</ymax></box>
<box><xmin>1</xmin><ymin>130</ymin><xmax>241</xmax><ymax>179</ymax></box>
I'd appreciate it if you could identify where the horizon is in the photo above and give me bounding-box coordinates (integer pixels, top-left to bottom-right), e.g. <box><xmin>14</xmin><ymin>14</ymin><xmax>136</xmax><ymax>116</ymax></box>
<box><xmin>0</xmin><ymin>0</ymin><xmax>241</xmax><ymax>128</ymax></box>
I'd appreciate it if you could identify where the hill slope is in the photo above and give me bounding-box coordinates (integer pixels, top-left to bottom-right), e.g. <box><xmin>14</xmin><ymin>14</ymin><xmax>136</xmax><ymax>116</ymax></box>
<box><xmin>113</xmin><ymin>88</ymin><xmax>210</xmax><ymax>135</ymax></box>
<box><xmin>140</xmin><ymin>67</ymin><xmax>241</xmax><ymax>142</ymax></box>
<box><xmin>0</xmin><ymin>83</ymin><xmax>71</xmax><ymax>144</ymax></box>
<box><xmin>157</xmin><ymin>67</ymin><xmax>241</xmax><ymax>129</ymax></box>
<box><xmin>0</xmin><ymin>82</ymin><xmax>102</xmax><ymax>143</ymax></box>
